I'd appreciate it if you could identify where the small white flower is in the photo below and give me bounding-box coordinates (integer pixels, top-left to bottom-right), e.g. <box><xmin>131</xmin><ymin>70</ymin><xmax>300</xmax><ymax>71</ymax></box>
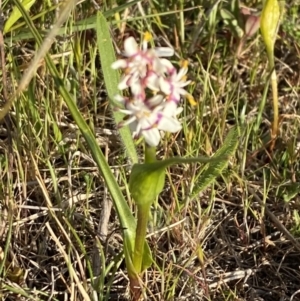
<box><xmin>111</xmin><ymin>34</ymin><xmax>174</xmax><ymax>91</ymax></box>
<box><xmin>116</xmin><ymin>96</ymin><xmax>182</xmax><ymax>146</ymax></box>
<box><xmin>159</xmin><ymin>60</ymin><xmax>192</xmax><ymax>105</ymax></box>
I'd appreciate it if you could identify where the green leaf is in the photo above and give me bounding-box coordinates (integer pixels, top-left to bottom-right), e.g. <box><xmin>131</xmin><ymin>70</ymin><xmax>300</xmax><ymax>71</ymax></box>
<box><xmin>277</xmin><ymin>183</ymin><xmax>300</xmax><ymax>203</ymax></box>
<box><xmin>128</xmin><ymin>145</ymin><xmax>233</xmax><ymax>207</ymax></box>
<box><xmin>142</xmin><ymin>242</ymin><xmax>153</xmax><ymax>271</ymax></box>
<box><xmin>4</xmin><ymin>0</ymin><xmax>36</xmax><ymax>34</ymax></box>
<box><xmin>220</xmin><ymin>8</ymin><xmax>244</xmax><ymax>38</ymax></box>
<box><xmin>129</xmin><ymin>163</ymin><xmax>166</xmax><ymax>206</ymax></box>
<box><xmin>96</xmin><ymin>12</ymin><xmax>138</xmax><ymax>164</ymax></box>
<box><xmin>190</xmin><ymin>127</ymin><xmax>239</xmax><ymax>198</ymax></box>
<box><xmin>220</xmin><ymin>8</ymin><xmax>235</xmax><ymax>22</ymax></box>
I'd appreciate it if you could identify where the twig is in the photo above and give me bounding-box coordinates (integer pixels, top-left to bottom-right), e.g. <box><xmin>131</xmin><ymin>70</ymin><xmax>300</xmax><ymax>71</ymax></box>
<box><xmin>208</xmin><ymin>269</ymin><xmax>255</xmax><ymax>288</ymax></box>
<box><xmin>92</xmin><ymin>145</ymin><xmax>113</xmax><ymax>277</ymax></box>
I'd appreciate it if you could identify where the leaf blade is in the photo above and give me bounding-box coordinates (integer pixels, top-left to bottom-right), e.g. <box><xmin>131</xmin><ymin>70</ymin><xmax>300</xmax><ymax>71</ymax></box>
<box><xmin>190</xmin><ymin>127</ymin><xmax>239</xmax><ymax>198</ymax></box>
<box><xmin>4</xmin><ymin>0</ymin><xmax>36</xmax><ymax>34</ymax></box>
<box><xmin>96</xmin><ymin>12</ymin><xmax>139</xmax><ymax>164</ymax></box>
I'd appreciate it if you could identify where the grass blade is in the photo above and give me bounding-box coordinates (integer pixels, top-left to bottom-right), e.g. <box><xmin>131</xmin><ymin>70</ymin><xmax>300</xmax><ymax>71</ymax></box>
<box><xmin>4</xmin><ymin>0</ymin><xmax>36</xmax><ymax>33</ymax></box>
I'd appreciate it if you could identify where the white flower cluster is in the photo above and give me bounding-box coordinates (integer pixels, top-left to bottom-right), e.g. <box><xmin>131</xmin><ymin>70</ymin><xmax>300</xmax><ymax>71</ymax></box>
<box><xmin>112</xmin><ymin>33</ymin><xmax>194</xmax><ymax>147</ymax></box>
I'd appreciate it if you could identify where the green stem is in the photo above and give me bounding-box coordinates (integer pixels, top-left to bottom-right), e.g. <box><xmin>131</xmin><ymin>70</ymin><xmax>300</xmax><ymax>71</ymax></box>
<box><xmin>131</xmin><ymin>144</ymin><xmax>157</xmax><ymax>273</ymax></box>
<box><xmin>271</xmin><ymin>69</ymin><xmax>279</xmax><ymax>138</ymax></box>
<box><xmin>145</xmin><ymin>145</ymin><xmax>157</xmax><ymax>163</ymax></box>
<box><xmin>254</xmin><ymin>78</ymin><xmax>270</xmax><ymax>134</ymax></box>
<box><xmin>132</xmin><ymin>203</ymin><xmax>151</xmax><ymax>273</ymax></box>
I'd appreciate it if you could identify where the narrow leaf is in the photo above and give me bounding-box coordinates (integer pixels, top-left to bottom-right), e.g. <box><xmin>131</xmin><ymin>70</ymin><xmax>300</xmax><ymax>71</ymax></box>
<box><xmin>96</xmin><ymin>12</ymin><xmax>138</xmax><ymax>164</ymax></box>
<box><xmin>190</xmin><ymin>127</ymin><xmax>239</xmax><ymax>198</ymax></box>
<box><xmin>220</xmin><ymin>8</ymin><xmax>244</xmax><ymax>38</ymax></box>
<box><xmin>142</xmin><ymin>242</ymin><xmax>153</xmax><ymax>271</ymax></box>
<box><xmin>220</xmin><ymin>8</ymin><xmax>235</xmax><ymax>24</ymax></box>
<box><xmin>4</xmin><ymin>0</ymin><xmax>36</xmax><ymax>34</ymax></box>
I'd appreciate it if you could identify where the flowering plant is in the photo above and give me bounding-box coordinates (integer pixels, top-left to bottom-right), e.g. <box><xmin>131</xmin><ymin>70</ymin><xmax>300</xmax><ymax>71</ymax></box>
<box><xmin>12</xmin><ymin>10</ymin><xmax>237</xmax><ymax>301</ymax></box>
<box><xmin>106</xmin><ymin>32</ymin><xmax>238</xmax><ymax>299</ymax></box>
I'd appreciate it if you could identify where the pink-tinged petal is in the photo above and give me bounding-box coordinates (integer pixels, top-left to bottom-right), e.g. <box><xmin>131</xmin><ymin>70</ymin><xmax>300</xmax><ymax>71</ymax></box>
<box><xmin>129</xmin><ymin>80</ymin><xmax>143</xmax><ymax>94</ymax></box>
<box><xmin>159</xmin><ymin>77</ymin><xmax>172</xmax><ymax>95</ymax></box>
<box><xmin>124</xmin><ymin>37</ymin><xmax>139</xmax><ymax>56</ymax></box>
<box><xmin>143</xmin><ymin>128</ymin><xmax>161</xmax><ymax>146</ymax></box>
<box><xmin>128</xmin><ymin>55</ymin><xmax>147</xmax><ymax>67</ymax></box>
<box><xmin>128</xmin><ymin>72</ymin><xmax>140</xmax><ymax>86</ymax></box>
<box><xmin>172</xmin><ymin>90</ymin><xmax>181</xmax><ymax>102</ymax></box>
<box><xmin>145</xmin><ymin>72</ymin><xmax>160</xmax><ymax>91</ymax></box>
<box><xmin>111</xmin><ymin>59</ymin><xmax>127</xmax><ymax>69</ymax></box>
<box><xmin>118</xmin><ymin>75</ymin><xmax>131</xmax><ymax>90</ymax></box>
<box><xmin>158</xmin><ymin>116</ymin><xmax>182</xmax><ymax>133</ymax></box>
<box><xmin>141</xmin><ymin>113</ymin><xmax>157</xmax><ymax>128</ymax></box>
<box><xmin>125</xmin><ymin>101</ymin><xmax>145</xmax><ymax>112</ymax></box>
<box><xmin>155</xmin><ymin>47</ymin><xmax>174</xmax><ymax>57</ymax></box>
<box><xmin>130</xmin><ymin>83</ymin><xmax>146</xmax><ymax>102</ymax></box>
<box><xmin>159</xmin><ymin>58</ymin><xmax>176</xmax><ymax>74</ymax></box>
<box><xmin>147</xmin><ymin>94</ymin><xmax>164</xmax><ymax>107</ymax></box>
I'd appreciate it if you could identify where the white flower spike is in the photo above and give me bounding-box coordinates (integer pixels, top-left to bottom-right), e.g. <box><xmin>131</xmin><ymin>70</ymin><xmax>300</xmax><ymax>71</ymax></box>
<box><xmin>112</xmin><ymin>34</ymin><xmax>194</xmax><ymax>146</ymax></box>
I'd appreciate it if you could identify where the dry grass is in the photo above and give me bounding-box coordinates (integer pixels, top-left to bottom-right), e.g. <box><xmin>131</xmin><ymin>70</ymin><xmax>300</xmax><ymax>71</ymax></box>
<box><xmin>1</xmin><ymin>0</ymin><xmax>300</xmax><ymax>300</ymax></box>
